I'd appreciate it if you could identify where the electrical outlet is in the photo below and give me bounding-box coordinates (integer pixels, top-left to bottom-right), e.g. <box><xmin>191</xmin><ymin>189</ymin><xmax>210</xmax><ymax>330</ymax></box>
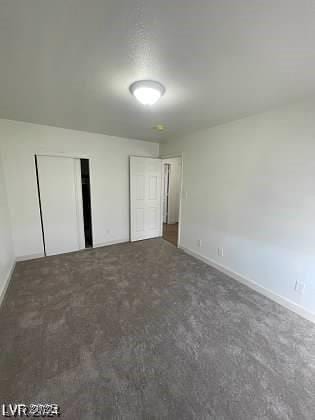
<box><xmin>294</xmin><ymin>280</ymin><xmax>305</xmax><ymax>294</ymax></box>
<box><xmin>197</xmin><ymin>239</ymin><xmax>202</xmax><ymax>248</ymax></box>
<box><xmin>217</xmin><ymin>247</ymin><xmax>224</xmax><ymax>257</ymax></box>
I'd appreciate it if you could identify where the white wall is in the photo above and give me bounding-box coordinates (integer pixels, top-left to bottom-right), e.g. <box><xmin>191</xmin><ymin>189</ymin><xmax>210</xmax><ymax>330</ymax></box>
<box><xmin>161</xmin><ymin>100</ymin><xmax>315</xmax><ymax>319</ymax></box>
<box><xmin>0</xmin><ymin>119</ymin><xmax>159</xmax><ymax>259</ymax></box>
<box><xmin>162</xmin><ymin>157</ymin><xmax>181</xmax><ymax>224</ymax></box>
<box><xmin>0</xmin><ymin>150</ymin><xmax>14</xmax><ymax>302</ymax></box>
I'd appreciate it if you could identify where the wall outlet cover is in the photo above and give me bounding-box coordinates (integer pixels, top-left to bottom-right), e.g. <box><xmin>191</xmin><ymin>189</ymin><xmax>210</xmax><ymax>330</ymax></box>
<box><xmin>295</xmin><ymin>280</ymin><xmax>305</xmax><ymax>294</ymax></box>
<box><xmin>217</xmin><ymin>247</ymin><xmax>224</xmax><ymax>257</ymax></box>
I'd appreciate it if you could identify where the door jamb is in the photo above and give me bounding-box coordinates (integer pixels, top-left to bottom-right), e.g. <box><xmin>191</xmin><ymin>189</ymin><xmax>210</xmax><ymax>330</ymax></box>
<box><xmin>159</xmin><ymin>154</ymin><xmax>183</xmax><ymax>248</ymax></box>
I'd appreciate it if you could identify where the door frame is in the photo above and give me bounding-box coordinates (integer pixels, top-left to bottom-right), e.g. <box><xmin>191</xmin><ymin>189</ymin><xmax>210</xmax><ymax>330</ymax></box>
<box><xmin>163</xmin><ymin>163</ymin><xmax>171</xmax><ymax>224</ymax></box>
<box><xmin>160</xmin><ymin>154</ymin><xmax>183</xmax><ymax>248</ymax></box>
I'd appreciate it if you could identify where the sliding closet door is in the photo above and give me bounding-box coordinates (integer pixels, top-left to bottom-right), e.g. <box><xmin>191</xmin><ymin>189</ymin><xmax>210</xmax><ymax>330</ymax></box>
<box><xmin>130</xmin><ymin>156</ymin><xmax>163</xmax><ymax>241</ymax></box>
<box><xmin>37</xmin><ymin>155</ymin><xmax>85</xmax><ymax>256</ymax></box>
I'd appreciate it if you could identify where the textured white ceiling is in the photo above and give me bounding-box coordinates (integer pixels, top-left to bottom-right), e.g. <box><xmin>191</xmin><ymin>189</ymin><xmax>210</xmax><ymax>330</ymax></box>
<box><xmin>1</xmin><ymin>0</ymin><xmax>315</xmax><ymax>142</ymax></box>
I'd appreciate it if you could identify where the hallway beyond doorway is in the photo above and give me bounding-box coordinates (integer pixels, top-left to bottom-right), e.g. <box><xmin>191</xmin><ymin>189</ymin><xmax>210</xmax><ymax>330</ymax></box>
<box><xmin>163</xmin><ymin>223</ymin><xmax>178</xmax><ymax>246</ymax></box>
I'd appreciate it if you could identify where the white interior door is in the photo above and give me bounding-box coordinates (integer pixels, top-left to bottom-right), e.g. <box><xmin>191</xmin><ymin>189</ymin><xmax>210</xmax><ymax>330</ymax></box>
<box><xmin>37</xmin><ymin>155</ymin><xmax>85</xmax><ymax>256</ymax></box>
<box><xmin>130</xmin><ymin>156</ymin><xmax>163</xmax><ymax>241</ymax></box>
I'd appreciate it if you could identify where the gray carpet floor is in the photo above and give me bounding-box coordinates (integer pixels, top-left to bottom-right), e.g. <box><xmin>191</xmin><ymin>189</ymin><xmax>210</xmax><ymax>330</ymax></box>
<box><xmin>0</xmin><ymin>239</ymin><xmax>314</xmax><ymax>419</ymax></box>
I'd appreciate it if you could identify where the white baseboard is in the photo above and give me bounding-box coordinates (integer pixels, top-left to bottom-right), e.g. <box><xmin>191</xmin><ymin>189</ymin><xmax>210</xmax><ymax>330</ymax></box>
<box><xmin>180</xmin><ymin>246</ymin><xmax>315</xmax><ymax>324</ymax></box>
<box><xmin>93</xmin><ymin>238</ymin><xmax>130</xmax><ymax>248</ymax></box>
<box><xmin>0</xmin><ymin>260</ymin><xmax>16</xmax><ymax>307</ymax></box>
<box><xmin>15</xmin><ymin>241</ymin><xmax>130</xmax><ymax>261</ymax></box>
<box><xmin>16</xmin><ymin>253</ymin><xmax>45</xmax><ymax>262</ymax></box>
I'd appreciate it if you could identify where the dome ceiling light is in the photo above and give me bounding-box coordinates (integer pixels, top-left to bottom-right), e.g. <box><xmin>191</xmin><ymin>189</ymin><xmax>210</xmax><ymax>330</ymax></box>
<box><xmin>129</xmin><ymin>80</ymin><xmax>165</xmax><ymax>106</ymax></box>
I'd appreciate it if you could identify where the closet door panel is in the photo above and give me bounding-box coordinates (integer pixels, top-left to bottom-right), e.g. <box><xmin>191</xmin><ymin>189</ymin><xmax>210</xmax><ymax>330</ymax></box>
<box><xmin>37</xmin><ymin>155</ymin><xmax>84</xmax><ymax>256</ymax></box>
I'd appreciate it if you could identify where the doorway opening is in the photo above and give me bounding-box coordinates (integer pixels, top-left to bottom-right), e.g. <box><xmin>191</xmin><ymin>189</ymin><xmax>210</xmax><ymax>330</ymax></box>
<box><xmin>80</xmin><ymin>159</ymin><xmax>93</xmax><ymax>248</ymax></box>
<box><xmin>162</xmin><ymin>157</ymin><xmax>182</xmax><ymax>247</ymax></box>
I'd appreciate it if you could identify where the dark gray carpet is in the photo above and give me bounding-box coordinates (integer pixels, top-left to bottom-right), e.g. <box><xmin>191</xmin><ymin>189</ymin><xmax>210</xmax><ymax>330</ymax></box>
<box><xmin>0</xmin><ymin>239</ymin><xmax>314</xmax><ymax>419</ymax></box>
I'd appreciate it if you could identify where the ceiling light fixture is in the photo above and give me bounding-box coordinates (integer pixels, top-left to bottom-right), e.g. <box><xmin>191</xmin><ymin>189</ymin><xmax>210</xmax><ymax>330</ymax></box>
<box><xmin>129</xmin><ymin>80</ymin><xmax>165</xmax><ymax>105</ymax></box>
